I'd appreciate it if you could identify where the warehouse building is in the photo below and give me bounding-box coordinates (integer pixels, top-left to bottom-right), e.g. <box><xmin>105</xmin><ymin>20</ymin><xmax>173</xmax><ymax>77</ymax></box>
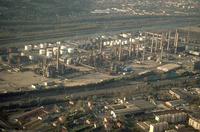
<box><xmin>157</xmin><ymin>64</ymin><xmax>181</xmax><ymax>72</ymax></box>
<box><xmin>188</xmin><ymin>115</ymin><xmax>200</xmax><ymax>131</ymax></box>
<box><xmin>149</xmin><ymin>122</ymin><xmax>168</xmax><ymax>132</ymax></box>
<box><xmin>155</xmin><ymin>111</ymin><xmax>187</xmax><ymax>123</ymax></box>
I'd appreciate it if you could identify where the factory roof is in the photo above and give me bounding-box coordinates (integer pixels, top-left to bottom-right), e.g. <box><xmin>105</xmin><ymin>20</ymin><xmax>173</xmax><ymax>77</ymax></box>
<box><xmin>112</xmin><ymin>104</ymin><xmax>141</xmax><ymax>115</ymax></box>
<box><xmin>157</xmin><ymin>63</ymin><xmax>181</xmax><ymax>72</ymax></box>
<box><xmin>108</xmin><ymin>100</ymin><xmax>155</xmax><ymax>116</ymax></box>
<box><xmin>15</xmin><ymin>106</ymin><xmax>48</xmax><ymax>124</ymax></box>
<box><xmin>165</xmin><ymin>99</ymin><xmax>186</xmax><ymax>108</ymax></box>
<box><xmin>153</xmin><ymin>110</ymin><xmax>186</xmax><ymax>116</ymax></box>
<box><xmin>132</xmin><ymin>100</ymin><xmax>155</xmax><ymax>110</ymax></box>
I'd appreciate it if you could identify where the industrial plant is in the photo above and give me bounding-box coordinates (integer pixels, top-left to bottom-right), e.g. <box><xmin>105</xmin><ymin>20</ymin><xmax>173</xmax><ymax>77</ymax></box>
<box><xmin>0</xmin><ymin>0</ymin><xmax>200</xmax><ymax>131</ymax></box>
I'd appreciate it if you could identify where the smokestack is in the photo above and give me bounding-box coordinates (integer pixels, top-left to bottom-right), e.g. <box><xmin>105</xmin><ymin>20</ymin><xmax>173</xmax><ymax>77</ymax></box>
<box><xmin>151</xmin><ymin>34</ymin><xmax>154</xmax><ymax>53</ymax></box>
<box><xmin>119</xmin><ymin>42</ymin><xmax>122</xmax><ymax>61</ymax></box>
<box><xmin>57</xmin><ymin>46</ymin><xmax>60</xmax><ymax>70</ymax></box>
<box><xmin>100</xmin><ymin>39</ymin><xmax>103</xmax><ymax>54</ymax></box>
<box><xmin>174</xmin><ymin>29</ymin><xmax>179</xmax><ymax>54</ymax></box>
<box><xmin>155</xmin><ymin>37</ymin><xmax>158</xmax><ymax>52</ymax></box>
<box><xmin>129</xmin><ymin>40</ymin><xmax>132</xmax><ymax>57</ymax></box>
<box><xmin>160</xmin><ymin>33</ymin><xmax>164</xmax><ymax>61</ymax></box>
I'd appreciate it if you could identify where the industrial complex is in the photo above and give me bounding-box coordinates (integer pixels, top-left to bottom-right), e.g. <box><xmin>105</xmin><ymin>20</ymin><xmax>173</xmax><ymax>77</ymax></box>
<box><xmin>0</xmin><ymin>0</ymin><xmax>200</xmax><ymax>128</ymax></box>
<box><xmin>0</xmin><ymin>25</ymin><xmax>200</xmax><ymax>131</ymax></box>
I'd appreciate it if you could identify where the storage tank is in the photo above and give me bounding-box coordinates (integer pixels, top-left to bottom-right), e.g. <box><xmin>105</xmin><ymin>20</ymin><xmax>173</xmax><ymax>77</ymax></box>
<box><xmin>56</xmin><ymin>41</ymin><xmax>61</xmax><ymax>45</ymax></box>
<box><xmin>39</xmin><ymin>49</ymin><xmax>46</xmax><ymax>55</ymax></box>
<box><xmin>21</xmin><ymin>52</ymin><xmax>25</xmax><ymax>56</ymax></box>
<box><xmin>24</xmin><ymin>45</ymin><xmax>32</xmax><ymax>51</ymax></box>
<box><xmin>124</xmin><ymin>40</ymin><xmax>128</xmax><ymax>45</ymax></box>
<box><xmin>53</xmin><ymin>47</ymin><xmax>58</xmax><ymax>55</ymax></box>
<box><xmin>60</xmin><ymin>50</ymin><xmax>67</xmax><ymax>55</ymax></box>
<box><xmin>60</xmin><ymin>45</ymin><xmax>67</xmax><ymax>50</ymax></box>
<box><xmin>68</xmin><ymin>48</ymin><xmax>74</xmax><ymax>54</ymax></box>
<box><xmin>139</xmin><ymin>37</ymin><xmax>143</xmax><ymax>41</ymax></box>
<box><xmin>29</xmin><ymin>55</ymin><xmax>34</xmax><ymax>60</ymax></box>
<box><xmin>131</xmin><ymin>39</ymin><xmax>135</xmax><ymax>43</ymax></box>
<box><xmin>66</xmin><ymin>58</ymin><xmax>73</xmax><ymax>65</ymax></box>
<box><xmin>34</xmin><ymin>45</ymin><xmax>39</xmax><ymax>50</ymax></box>
<box><xmin>46</xmin><ymin>51</ymin><xmax>53</xmax><ymax>58</ymax></box>
<box><xmin>48</xmin><ymin>43</ymin><xmax>53</xmax><ymax>47</ymax></box>
<box><xmin>40</xmin><ymin>43</ymin><xmax>47</xmax><ymax>49</ymax></box>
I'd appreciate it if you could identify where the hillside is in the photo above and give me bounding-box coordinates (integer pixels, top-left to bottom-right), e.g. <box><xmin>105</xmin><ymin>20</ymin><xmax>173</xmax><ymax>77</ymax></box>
<box><xmin>0</xmin><ymin>0</ymin><xmax>94</xmax><ymax>20</ymax></box>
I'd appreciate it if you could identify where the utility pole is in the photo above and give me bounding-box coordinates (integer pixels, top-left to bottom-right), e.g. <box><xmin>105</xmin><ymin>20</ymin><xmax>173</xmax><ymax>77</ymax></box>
<box><xmin>56</xmin><ymin>46</ymin><xmax>60</xmax><ymax>71</ymax></box>
<box><xmin>174</xmin><ymin>29</ymin><xmax>179</xmax><ymax>54</ymax></box>
<box><xmin>155</xmin><ymin>36</ymin><xmax>158</xmax><ymax>53</ymax></box>
<box><xmin>151</xmin><ymin>34</ymin><xmax>154</xmax><ymax>53</ymax></box>
<box><xmin>119</xmin><ymin>42</ymin><xmax>122</xmax><ymax>61</ymax></box>
<box><xmin>160</xmin><ymin>33</ymin><xmax>164</xmax><ymax>61</ymax></box>
<box><xmin>129</xmin><ymin>39</ymin><xmax>132</xmax><ymax>57</ymax></box>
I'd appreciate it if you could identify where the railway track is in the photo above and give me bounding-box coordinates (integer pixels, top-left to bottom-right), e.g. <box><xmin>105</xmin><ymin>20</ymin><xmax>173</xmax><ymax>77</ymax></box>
<box><xmin>0</xmin><ymin>73</ymin><xmax>199</xmax><ymax>109</ymax></box>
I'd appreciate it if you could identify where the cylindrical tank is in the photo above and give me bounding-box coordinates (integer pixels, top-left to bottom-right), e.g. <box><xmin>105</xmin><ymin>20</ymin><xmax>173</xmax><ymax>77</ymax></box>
<box><xmin>48</xmin><ymin>43</ymin><xmax>53</xmax><ymax>47</ymax></box>
<box><xmin>40</xmin><ymin>43</ymin><xmax>47</xmax><ymax>49</ymax></box>
<box><xmin>46</xmin><ymin>51</ymin><xmax>53</xmax><ymax>58</ymax></box>
<box><xmin>56</xmin><ymin>41</ymin><xmax>61</xmax><ymax>45</ymax></box>
<box><xmin>53</xmin><ymin>47</ymin><xmax>58</xmax><ymax>55</ymax></box>
<box><xmin>67</xmin><ymin>58</ymin><xmax>72</xmax><ymax>65</ymax></box>
<box><xmin>34</xmin><ymin>45</ymin><xmax>39</xmax><ymax>50</ymax></box>
<box><xmin>60</xmin><ymin>45</ymin><xmax>67</xmax><ymax>50</ymax></box>
<box><xmin>24</xmin><ymin>45</ymin><xmax>32</xmax><ymax>51</ymax></box>
<box><xmin>60</xmin><ymin>50</ymin><xmax>67</xmax><ymax>55</ymax></box>
<box><xmin>29</xmin><ymin>55</ymin><xmax>34</xmax><ymax>60</ymax></box>
<box><xmin>139</xmin><ymin>37</ymin><xmax>143</xmax><ymax>41</ymax></box>
<box><xmin>21</xmin><ymin>52</ymin><xmax>25</xmax><ymax>56</ymax></box>
<box><xmin>39</xmin><ymin>49</ymin><xmax>46</xmax><ymax>55</ymax></box>
<box><xmin>68</xmin><ymin>48</ymin><xmax>74</xmax><ymax>54</ymax></box>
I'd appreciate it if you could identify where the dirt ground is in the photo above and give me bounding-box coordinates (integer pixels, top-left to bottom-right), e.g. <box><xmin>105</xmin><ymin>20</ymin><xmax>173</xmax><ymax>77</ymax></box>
<box><xmin>0</xmin><ymin>71</ymin><xmax>49</xmax><ymax>92</ymax></box>
<box><xmin>0</xmin><ymin>70</ymin><xmax>115</xmax><ymax>92</ymax></box>
<box><xmin>63</xmin><ymin>72</ymin><xmax>115</xmax><ymax>87</ymax></box>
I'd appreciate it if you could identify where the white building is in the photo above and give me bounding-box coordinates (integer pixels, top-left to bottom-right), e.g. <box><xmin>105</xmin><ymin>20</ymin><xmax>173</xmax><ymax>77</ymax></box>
<box><xmin>155</xmin><ymin>112</ymin><xmax>187</xmax><ymax>123</ymax></box>
<box><xmin>188</xmin><ymin>116</ymin><xmax>200</xmax><ymax>130</ymax></box>
<box><xmin>149</xmin><ymin>122</ymin><xmax>168</xmax><ymax>132</ymax></box>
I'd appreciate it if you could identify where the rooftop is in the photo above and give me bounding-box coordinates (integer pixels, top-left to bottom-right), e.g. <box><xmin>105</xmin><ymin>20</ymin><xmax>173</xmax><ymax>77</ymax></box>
<box><xmin>157</xmin><ymin>63</ymin><xmax>181</xmax><ymax>72</ymax></box>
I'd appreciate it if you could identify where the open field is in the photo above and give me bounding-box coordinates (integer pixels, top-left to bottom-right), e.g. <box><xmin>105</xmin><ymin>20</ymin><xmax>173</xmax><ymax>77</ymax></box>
<box><xmin>0</xmin><ymin>70</ymin><xmax>114</xmax><ymax>92</ymax></box>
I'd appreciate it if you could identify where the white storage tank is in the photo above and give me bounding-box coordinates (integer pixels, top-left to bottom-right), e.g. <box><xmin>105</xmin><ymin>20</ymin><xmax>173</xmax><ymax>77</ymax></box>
<box><xmin>34</xmin><ymin>45</ymin><xmax>39</xmax><ymax>50</ymax></box>
<box><xmin>39</xmin><ymin>49</ymin><xmax>46</xmax><ymax>55</ymax></box>
<box><xmin>24</xmin><ymin>45</ymin><xmax>32</xmax><ymax>51</ymax></box>
<box><xmin>66</xmin><ymin>58</ymin><xmax>72</xmax><ymax>65</ymax></box>
<box><xmin>56</xmin><ymin>41</ymin><xmax>61</xmax><ymax>45</ymax></box>
<box><xmin>21</xmin><ymin>52</ymin><xmax>25</xmax><ymax>56</ymax></box>
<box><xmin>46</xmin><ymin>51</ymin><xmax>53</xmax><ymax>58</ymax></box>
<box><xmin>29</xmin><ymin>55</ymin><xmax>34</xmax><ymax>60</ymax></box>
<box><xmin>60</xmin><ymin>45</ymin><xmax>67</xmax><ymax>50</ymax></box>
<box><xmin>40</xmin><ymin>43</ymin><xmax>47</xmax><ymax>49</ymax></box>
<box><xmin>53</xmin><ymin>47</ymin><xmax>58</xmax><ymax>55</ymax></box>
<box><xmin>139</xmin><ymin>37</ymin><xmax>143</xmax><ymax>41</ymax></box>
<box><xmin>60</xmin><ymin>50</ymin><xmax>67</xmax><ymax>55</ymax></box>
<box><xmin>68</xmin><ymin>48</ymin><xmax>74</xmax><ymax>54</ymax></box>
<box><xmin>48</xmin><ymin>43</ymin><xmax>53</xmax><ymax>47</ymax></box>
